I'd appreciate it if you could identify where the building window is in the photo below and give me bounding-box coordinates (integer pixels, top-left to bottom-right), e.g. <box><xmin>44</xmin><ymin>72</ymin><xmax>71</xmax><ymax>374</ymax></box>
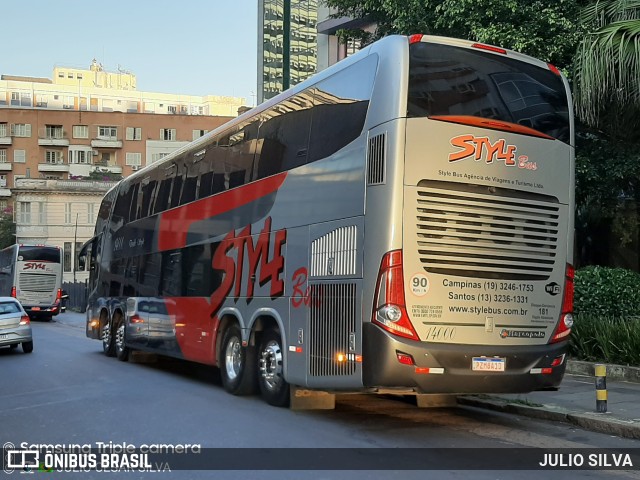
<box><xmin>37</xmin><ymin>202</ymin><xmax>46</xmax><ymax>225</ymax></box>
<box><xmin>168</xmin><ymin>105</ymin><xmax>177</xmax><ymax>114</ymax></box>
<box><xmin>65</xmin><ymin>203</ymin><xmax>72</xmax><ymax>224</ymax></box>
<box><xmin>45</xmin><ymin>125</ymin><xmax>64</xmax><ymax>139</ymax></box>
<box><xmin>126</xmin><ymin>127</ymin><xmax>142</xmax><ymax>140</ymax></box>
<box><xmin>192</xmin><ymin>129</ymin><xmax>208</xmax><ymax>140</ymax></box>
<box><xmin>0</xmin><ymin>175</ymin><xmax>6</xmax><ymax>188</ymax></box>
<box><xmin>14</xmin><ymin>150</ymin><xmax>26</xmax><ymax>163</ymax></box>
<box><xmin>64</xmin><ymin>242</ymin><xmax>72</xmax><ymax>272</ymax></box>
<box><xmin>0</xmin><ymin>150</ymin><xmax>6</xmax><ymax>163</ymax></box>
<box><xmin>73</xmin><ymin>125</ymin><xmax>89</xmax><ymax>138</ymax></box>
<box><xmin>87</xmin><ymin>204</ymin><xmax>95</xmax><ymax>224</ymax></box>
<box><xmin>0</xmin><ymin>123</ymin><xmax>7</xmax><ymax>137</ymax></box>
<box><xmin>63</xmin><ymin>97</ymin><xmax>74</xmax><ymax>109</ymax></box>
<box><xmin>161</xmin><ymin>128</ymin><xmax>176</xmax><ymax>141</ymax></box>
<box><xmin>11</xmin><ymin>124</ymin><xmax>31</xmax><ymax>137</ymax></box>
<box><xmin>125</xmin><ymin>152</ymin><xmax>142</xmax><ymax>166</ymax></box>
<box><xmin>151</xmin><ymin>153</ymin><xmax>168</xmax><ymax>163</ymax></box>
<box><xmin>75</xmin><ymin>241</ymin><xmax>83</xmax><ymax>271</ymax></box>
<box><xmin>45</xmin><ymin>150</ymin><xmax>64</xmax><ymax>164</ymax></box>
<box><xmin>98</xmin><ymin>126</ymin><xmax>118</xmax><ymax>140</ymax></box>
<box><xmin>19</xmin><ymin>202</ymin><xmax>31</xmax><ymax>224</ymax></box>
<box><xmin>69</xmin><ymin>147</ymin><xmax>92</xmax><ymax>164</ymax></box>
<box><xmin>58</xmin><ymin>72</ymin><xmax>64</xmax><ymax>78</ymax></box>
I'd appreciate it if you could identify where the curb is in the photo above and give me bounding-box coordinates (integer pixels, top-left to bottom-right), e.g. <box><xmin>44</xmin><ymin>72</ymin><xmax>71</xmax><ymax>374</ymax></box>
<box><xmin>458</xmin><ymin>396</ymin><xmax>640</xmax><ymax>440</ymax></box>
<box><xmin>458</xmin><ymin>359</ymin><xmax>640</xmax><ymax>440</ymax></box>
<box><xmin>566</xmin><ymin>360</ymin><xmax>640</xmax><ymax>383</ymax></box>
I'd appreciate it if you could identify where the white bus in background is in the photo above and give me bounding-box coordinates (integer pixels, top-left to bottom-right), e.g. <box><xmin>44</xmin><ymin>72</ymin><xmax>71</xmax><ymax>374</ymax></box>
<box><xmin>0</xmin><ymin>244</ymin><xmax>64</xmax><ymax>321</ymax></box>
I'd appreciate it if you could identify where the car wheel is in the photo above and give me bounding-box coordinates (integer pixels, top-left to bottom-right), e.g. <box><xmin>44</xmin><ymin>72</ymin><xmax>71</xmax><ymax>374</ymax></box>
<box><xmin>115</xmin><ymin>317</ymin><xmax>129</xmax><ymax>362</ymax></box>
<box><xmin>102</xmin><ymin>320</ymin><xmax>115</xmax><ymax>357</ymax></box>
<box><xmin>22</xmin><ymin>341</ymin><xmax>33</xmax><ymax>354</ymax></box>
<box><xmin>220</xmin><ymin>324</ymin><xmax>257</xmax><ymax>395</ymax></box>
<box><xmin>258</xmin><ymin>328</ymin><xmax>289</xmax><ymax>407</ymax></box>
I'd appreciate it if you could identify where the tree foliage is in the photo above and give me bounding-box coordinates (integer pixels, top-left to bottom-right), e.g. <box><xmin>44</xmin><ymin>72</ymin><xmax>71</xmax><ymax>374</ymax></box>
<box><xmin>0</xmin><ymin>207</ymin><xmax>15</xmax><ymax>250</ymax></box>
<box><xmin>573</xmin><ymin>0</ymin><xmax>640</xmax><ymax>139</ymax></box>
<box><xmin>323</xmin><ymin>0</ymin><xmax>587</xmax><ymax>70</ymax></box>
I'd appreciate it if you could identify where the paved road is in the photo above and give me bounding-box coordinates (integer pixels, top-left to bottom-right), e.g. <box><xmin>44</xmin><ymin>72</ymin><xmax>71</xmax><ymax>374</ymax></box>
<box><xmin>1</xmin><ymin>312</ymin><xmax>639</xmax><ymax>479</ymax></box>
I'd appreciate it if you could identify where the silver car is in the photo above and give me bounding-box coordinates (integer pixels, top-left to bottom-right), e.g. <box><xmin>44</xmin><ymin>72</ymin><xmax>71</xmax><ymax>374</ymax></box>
<box><xmin>0</xmin><ymin>297</ymin><xmax>33</xmax><ymax>353</ymax></box>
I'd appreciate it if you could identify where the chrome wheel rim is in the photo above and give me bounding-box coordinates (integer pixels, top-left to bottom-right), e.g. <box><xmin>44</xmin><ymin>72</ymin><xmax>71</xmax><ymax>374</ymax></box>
<box><xmin>115</xmin><ymin>322</ymin><xmax>125</xmax><ymax>352</ymax></box>
<box><xmin>259</xmin><ymin>339</ymin><xmax>283</xmax><ymax>392</ymax></box>
<box><xmin>102</xmin><ymin>322</ymin><xmax>111</xmax><ymax>346</ymax></box>
<box><xmin>224</xmin><ymin>336</ymin><xmax>243</xmax><ymax>381</ymax></box>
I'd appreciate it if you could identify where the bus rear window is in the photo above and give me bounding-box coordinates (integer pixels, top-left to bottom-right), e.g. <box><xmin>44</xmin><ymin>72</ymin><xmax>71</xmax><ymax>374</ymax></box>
<box><xmin>407</xmin><ymin>42</ymin><xmax>570</xmax><ymax>143</ymax></box>
<box><xmin>18</xmin><ymin>247</ymin><xmax>61</xmax><ymax>263</ymax></box>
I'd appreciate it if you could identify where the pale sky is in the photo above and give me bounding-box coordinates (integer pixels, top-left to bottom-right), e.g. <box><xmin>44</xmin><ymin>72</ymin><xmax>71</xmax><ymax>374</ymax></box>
<box><xmin>2</xmin><ymin>0</ymin><xmax>258</xmax><ymax>105</ymax></box>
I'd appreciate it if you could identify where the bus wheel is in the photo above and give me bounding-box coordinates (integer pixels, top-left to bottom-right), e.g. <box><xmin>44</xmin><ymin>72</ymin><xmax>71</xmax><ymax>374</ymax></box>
<box><xmin>22</xmin><ymin>341</ymin><xmax>33</xmax><ymax>354</ymax></box>
<box><xmin>220</xmin><ymin>324</ymin><xmax>257</xmax><ymax>395</ymax></box>
<box><xmin>258</xmin><ymin>328</ymin><xmax>289</xmax><ymax>407</ymax></box>
<box><xmin>115</xmin><ymin>318</ymin><xmax>129</xmax><ymax>362</ymax></box>
<box><xmin>102</xmin><ymin>320</ymin><xmax>115</xmax><ymax>357</ymax></box>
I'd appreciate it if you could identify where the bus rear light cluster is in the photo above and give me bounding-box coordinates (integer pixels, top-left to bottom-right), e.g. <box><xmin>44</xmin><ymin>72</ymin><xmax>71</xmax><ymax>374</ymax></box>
<box><xmin>550</xmin><ymin>264</ymin><xmax>574</xmax><ymax>344</ymax></box>
<box><xmin>396</xmin><ymin>351</ymin><xmax>415</xmax><ymax>366</ymax></box>
<box><xmin>372</xmin><ymin>250</ymin><xmax>420</xmax><ymax>341</ymax></box>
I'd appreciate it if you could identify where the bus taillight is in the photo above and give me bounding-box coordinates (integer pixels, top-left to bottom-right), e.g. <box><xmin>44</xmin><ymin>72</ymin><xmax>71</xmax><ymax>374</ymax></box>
<box><xmin>10</xmin><ymin>286</ymin><xmax>16</xmax><ymax>298</ymax></box>
<box><xmin>56</xmin><ymin>288</ymin><xmax>62</xmax><ymax>301</ymax></box>
<box><xmin>372</xmin><ymin>250</ymin><xmax>420</xmax><ymax>341</ymax></box>
<box><xmin>550</xmin><ymin>264</ymin><xmax>574</xmax><ymax>343</ymax></box>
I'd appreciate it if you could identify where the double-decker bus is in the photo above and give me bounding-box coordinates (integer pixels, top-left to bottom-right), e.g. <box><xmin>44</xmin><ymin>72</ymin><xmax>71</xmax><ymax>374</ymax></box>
<box><xmin>81</xmin><ymin>34</ymin><xmax>574</xmax><ymax>407</ymax></box>
<box><xmin>0</xmin><ymin>244</ymin><xmax>64</xmax><ymax>320</ymax></box>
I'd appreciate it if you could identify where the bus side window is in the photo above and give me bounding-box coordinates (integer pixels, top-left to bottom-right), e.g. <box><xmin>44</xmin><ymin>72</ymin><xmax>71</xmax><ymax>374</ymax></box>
<box><xmin>307</xmin><ymin>54</ymin><xmax>377</xmax><ymax>163</ymax></box>
<box><xmin>169</xmin><ymin>159</ymin><xmax>185</xmax><ymax>209</ymax></box>
<box><xmin>161</xmin><ymin>251</ymin><xmax>182</xmax><ymax>297</ymax></box>
<box><xmin>254</xmin><ymin>91</ymin><xmax>313</xmax><ymax>180</ymax></box>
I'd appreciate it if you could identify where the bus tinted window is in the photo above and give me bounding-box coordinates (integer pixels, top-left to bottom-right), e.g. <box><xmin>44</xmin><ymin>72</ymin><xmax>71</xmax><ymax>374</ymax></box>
<box><xmin>407</xmin><ymin>42</ymin><xmax>570</xmax><ymax>143</ymax></box>
<box><xmin>308</xmin><ymin>55</ymin><xmax>378</xmax><ymax>162</ymax></box>
<box><xmin>18</xmin><ymin>246</ymin><xmax>61</xmax><ymax>263</ymax></box>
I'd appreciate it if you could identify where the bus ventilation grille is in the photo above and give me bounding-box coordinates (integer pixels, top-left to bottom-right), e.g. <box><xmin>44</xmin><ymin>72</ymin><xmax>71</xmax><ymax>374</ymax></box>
<box><xmin>367</xmin><ymin>133</ymin><xmax>386</xmax><ymax>185</ymax></box>
<box><xmin>19</xmin><ymin>273</ymin><xmax>58</xmax><ymax>292</ymax></box>
<box><xmin>415</xmin><ymin>180</ymin><xmax>560</xmax><ymax>281</ymax></box>
<box><xmin>310</xmin><ymin>226</ymin><xmax>358</xmax><ymax>278</ymax></box>
<box><xmin>309</xmin><ymin>283</ymin><xmax>357</xmax><ymax>377</ymax></box>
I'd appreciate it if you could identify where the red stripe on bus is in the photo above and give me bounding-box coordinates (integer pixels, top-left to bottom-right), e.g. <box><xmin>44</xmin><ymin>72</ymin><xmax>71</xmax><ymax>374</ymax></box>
<box><xmin>158</xmin><ymin>172</ymin><xmax>288</xmax><ymax>251</ymax></box>
<box><xmin>429</xmin><ymin>115</ymin><xmax>555</xmax><ymax>140</ymax></box>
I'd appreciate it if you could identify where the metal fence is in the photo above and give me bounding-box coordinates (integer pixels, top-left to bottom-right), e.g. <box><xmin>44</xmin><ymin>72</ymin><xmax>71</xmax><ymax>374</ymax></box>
<box><xmin>62</xmin><ymin>281</ymin><xmax>88</xmax><ymax>313</ymax></box>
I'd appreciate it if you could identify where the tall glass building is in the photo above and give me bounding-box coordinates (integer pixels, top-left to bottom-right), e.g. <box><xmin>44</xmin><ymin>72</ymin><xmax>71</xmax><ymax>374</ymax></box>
<box><xmin>258</xmin><ymin>0</ymin><xmax>318</xmax><ymax>104</ymax></box>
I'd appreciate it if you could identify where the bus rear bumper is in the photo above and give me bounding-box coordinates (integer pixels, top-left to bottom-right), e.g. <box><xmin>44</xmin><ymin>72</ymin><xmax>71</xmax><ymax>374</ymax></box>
<box><xmin>362</xmin><ymin>323</ymin><xmax>567</xmax><ymax>394</ymax></box>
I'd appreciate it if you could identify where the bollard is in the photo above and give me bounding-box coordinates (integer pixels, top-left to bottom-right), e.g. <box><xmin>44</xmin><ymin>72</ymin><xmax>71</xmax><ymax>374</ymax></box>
<box><xmin>595</xmin><ymin>363</ymin><xmax>607</xmax><ymax>413</ymax></box>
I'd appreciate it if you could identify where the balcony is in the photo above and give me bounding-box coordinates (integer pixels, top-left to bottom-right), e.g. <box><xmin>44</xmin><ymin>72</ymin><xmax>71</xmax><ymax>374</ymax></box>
<box><xmin>0</xmin><ymin>135</ymin><xmax>11</xmax><ymax>145</ymax></box>
<box><xmin>38</xmin><ymin>127</ymin><xmax>69</xmax><ymax>146</ymax></box>
<box><xmin>93</xmin><ymin>164</ymin><xmax>122</xmax><ymax>175</ymax></box>
<box><xmin>0</xmin><ymin>187</ymin><xmax>11</xmax><ymax>197</ymax></box>
<box><xmin>0</xmin><ymin>163</ymin><xmax>12</xmax><ymax>172</ymax></box>
<box><xmin>91</xmin><ymin>138</ymin><xmax>123</xmax><ymax>148</ymax></box>
<box><xmin>38</xmin><ymin>163</ymin><xmax>70</xmax><ymax>173</ymax></box>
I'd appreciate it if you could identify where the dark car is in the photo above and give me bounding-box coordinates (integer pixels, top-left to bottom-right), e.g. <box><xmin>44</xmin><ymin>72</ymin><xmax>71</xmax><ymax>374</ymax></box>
<box><xmin>0</xmin><ymin>297</ymin><xmax>33</xmax><ymax>353</ymax></box>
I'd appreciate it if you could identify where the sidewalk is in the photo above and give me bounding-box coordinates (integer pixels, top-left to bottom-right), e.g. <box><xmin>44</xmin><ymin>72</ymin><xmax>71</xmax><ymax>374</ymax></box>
<box><xmin>459</xmin><ymin>360</ymin><xmax>640</xmax><ymax>440</ymax></box>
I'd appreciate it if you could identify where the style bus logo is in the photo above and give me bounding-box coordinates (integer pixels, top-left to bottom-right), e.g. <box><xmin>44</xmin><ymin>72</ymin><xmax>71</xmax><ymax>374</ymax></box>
<box><xmin>448</xmin><ymin>134</ymin><xmax>538</xmax><ymax>170</ymax></box>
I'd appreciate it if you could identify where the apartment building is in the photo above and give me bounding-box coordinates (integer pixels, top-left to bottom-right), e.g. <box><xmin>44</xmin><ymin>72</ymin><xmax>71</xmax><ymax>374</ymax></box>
<box><xmin>0</xmin><ymin>62</ymin><xmax>242</xmax><ymax>282</ymax></box>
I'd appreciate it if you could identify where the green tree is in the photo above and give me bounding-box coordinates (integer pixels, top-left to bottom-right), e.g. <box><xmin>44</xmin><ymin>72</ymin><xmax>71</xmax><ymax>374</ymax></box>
<box><xmin>0</xmin><ymin>206</ymin><xmax>16</xmax><ymax>249</ymax></box>
<box><xmin>323</xmin><ymin>0</ymin><xmax>586</xmax><ymax>71</ymax></box>
<box><xmin>573</xmin><ymin>0</ymin><xmax>640</xmax><ymax>139</ymax></box>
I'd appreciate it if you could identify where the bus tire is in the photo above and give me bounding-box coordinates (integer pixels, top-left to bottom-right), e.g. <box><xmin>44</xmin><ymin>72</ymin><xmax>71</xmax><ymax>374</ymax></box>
<box><xmin>115</xmin><ymin>318</ymin><xmax>129</xmax><ymax>362</ymax></box>
<box><xmin>102</xmin><ymin>320</ymin><xmax>116</xmax><ymax>357</ymax></box>
<box><xmin>258</xmin><ymin>328</ymin><xmax>289</xmax><ymax>407</ymax></box>
<box><xmin>22</xmin><ymin>341</ymin><xmax>33</xmax><ymax>354</ymax></box>
<box><xmin>220</xmin><ymin>324</ymin><xmax>257</xmax><ymax>395</ymax></box>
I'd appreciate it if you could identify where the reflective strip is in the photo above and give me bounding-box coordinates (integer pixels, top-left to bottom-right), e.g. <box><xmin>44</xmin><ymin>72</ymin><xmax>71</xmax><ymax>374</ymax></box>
<box><xmin>415</xmin><ymin>367</ymin><xmax>444</xmax><ymax>374</ymax></box>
